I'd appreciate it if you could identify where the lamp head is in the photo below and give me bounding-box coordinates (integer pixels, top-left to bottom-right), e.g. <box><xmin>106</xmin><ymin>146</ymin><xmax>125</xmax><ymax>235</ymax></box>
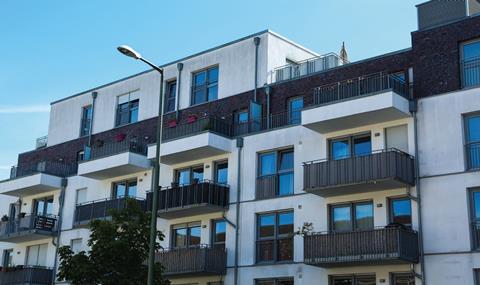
<box><xmin>117</xmin><ymin>45</ymin><xmax>142</xmax><ymax>60</ymax></box>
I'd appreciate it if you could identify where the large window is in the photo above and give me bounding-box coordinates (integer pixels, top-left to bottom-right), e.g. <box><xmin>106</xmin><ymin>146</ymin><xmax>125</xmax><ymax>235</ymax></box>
<box><xmin>165</xmin><ymin>80</ymin><xmax>177</xmax><ymax>113</ymax></box>
<box><xmin>2</xmin><ymin>249</ymin><xmax>13</xmax><ymax>268</ymax></box>
<box><xmin>70</xmin><ymin>238</ymin><xmax>83</xmax><ymax>254</ymax></box>
<box><xmin>172</xmin><ymin>222</ymin><xmax>201</xmax><ymax>248</ymax></box>
<box><xmin>26</xmin><ymin>243</ymin><xmax>48</xmax><ymax>267</ymax></box>
<box><xmin>465</xmin><ymin>113</ymin><xmax>480</xmax><ymax>170</ymax></box>
<box><xmin>330</xmin><ymin>274</ymin><xmax>376</xmax><ymax>285</ymax></box>
<box><xmin>330</xmin><ymin>201</ymin><xmax>373</xmax><ymax>232</ymax></box>
<box><xmin>256</xmin><ymin>211</ymin><xmax>293</xmax><ymax>263</ymax></box>
<box><xmin>389</xmin><ymin>197</ymin><xmax>412</xmax><ymax>228</ymax></box>
<box><xmin>80</xmin><ymin>105</ymin><xmax>92</xmax><ymax>137</ymax></box>
<box><xmin>116</xmin><ymin>91</ymin><xmax>139</xmax><ymax>126</ymax></box>
<box><xmin>75</xmin><ymin>188</ymin><xmax>87</xmax><ymax>205</ymax></box>
<box><xmin>176</xmin><ymin>165</ymin><xmax>204</xmax><ymax>185</ymax></box>
<box><xmin>258</xmin><ymin>149</ymin><xmax>294</xmax><ymax>197</ymax></box>
<box><xmin>214</xmin><ymin>161</ymin><xmax>228</xmax><ymax>184</ymax></box>
<box><xmin>470</xmin><ymin>189</ymin><xmax>480</xmax><ymax>249</ymax></box>
<box><xmin>461</xmin><ymin>39</ymin><xmax>480</xmax><ymax>88</ymax></box>
<box><xmin>191</xmin><ymin>66</ymin><xmax>218</xmax><ymax>105</ymax></box>
<box><xmin>391</xmin><ymin>273</ymin><xmax>415</xmax><ymax>285</ymax></box>
<box><xmin>34</xmin><ymin>197</ymin><xmax>54</xmax><ymax>216</ymax></box>
<box><xmin>212</xmin><ymin>219</ymin><xmax>226</xmax><ymax>250</ymax></box>
<box><xmin>256</xmin><ymin>278</ymin><xmax>294</xmax><ymax>285</ymax></box>
<box><xmin>288</xmin><ymin>97</ymin><xmax>303</xmax><ymax>124</ymax></box>
<box><xmin>112</xmin><ymin>179</ymin><xmax>137</xmax><ymax>198</ymax></box>
<box><xmin>330</xmin><ymin>133</ymin><xmax>371</xmax><ymax>160</ymax></box>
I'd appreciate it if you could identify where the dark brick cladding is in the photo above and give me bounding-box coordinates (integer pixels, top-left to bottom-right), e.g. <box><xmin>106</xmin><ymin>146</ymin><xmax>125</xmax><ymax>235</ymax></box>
<box><xmin>16</xmin><ymin>15</ymin><xmax>480</xmax><ymax>167</ymax></box>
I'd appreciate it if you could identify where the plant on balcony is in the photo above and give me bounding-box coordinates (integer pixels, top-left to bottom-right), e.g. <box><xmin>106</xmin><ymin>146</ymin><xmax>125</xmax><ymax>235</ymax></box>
<box><xmin>17</xmin><ymin>212</ymin><xmax>25</xmax><ymax>218</ymax></box>
<box><xmin>57</xmin><ymin>199</ymin><xmax>170</xmax><ymax>285</ymax></box>
<box><xmin>1</xmin><ymin>215</ymin><xmax>8</xmax><ymax>222</ymax></box>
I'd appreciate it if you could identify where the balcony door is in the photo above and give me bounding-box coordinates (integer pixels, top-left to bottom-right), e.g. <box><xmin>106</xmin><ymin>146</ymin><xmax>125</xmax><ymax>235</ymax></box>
<box><xmin>471</xmin><ymin>189</ymin><xmax>480</xmax><ymax>249</ymax></box>
<box><xmin>176</xmin><ymin>166</ymin><xmax>204</xmax><ymax>185</ymax></box>
<box><xmin>26</xmin><ymin>243</ymin><xmax>48</xmax><ymax>267</ymax></box>
<box><xmin>112</xmin><ymin>179</ymin><xmax>137</xmax><ymax>199</ymax></box>
<box><xmin>385</xmin><ymin>125</ymin><xmax>408</xmax><ymax>153</ymax></box>
<box><xmin>330</xmin><ymin>133</ymin><xmax>371</xmax><ymax>160</ymax></box>
<box><xmin>172</xmin><ymin>222</ymin><xmax>201</xmax><ymax>248</ymax></box>
<box><xmin>330</xmin><ymin>201</ymin><xmax>374</xmax><ymax>232</ymax></box>
<box><xmin>2</xmin><ymin>249</ymin><xmax>13</xmax><ymax>268</ymax></box>
<box><xmin>34</xmin><ymin>197</ymin><xmax>54</xmax><ymax>217</ymax></box>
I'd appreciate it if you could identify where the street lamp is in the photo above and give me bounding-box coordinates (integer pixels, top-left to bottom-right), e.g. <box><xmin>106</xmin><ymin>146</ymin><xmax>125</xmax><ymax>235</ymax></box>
<box><xmin>117</xmin><ymin>45</ymin><xmax>164</xmax><ymax>285</ymax></box>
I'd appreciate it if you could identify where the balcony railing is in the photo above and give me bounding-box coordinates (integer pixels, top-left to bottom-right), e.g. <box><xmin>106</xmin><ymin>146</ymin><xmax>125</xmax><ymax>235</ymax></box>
<box><xmin>0</xmin><ymin>266</ymin><xmax>53</xmax><ymax>285</ymax></box>
<box><xmin>163</xmin><ymin>116</ymin><xmax>233</xmax><ymax>141</ymax></box>
<box><xmin>0</xmin><ymin>214</ymin><xmax>57</xmax><ymax>240</ymax></box>
<box><xmin>35</xmin><ymin>136</ymin><xmax>48</xmax><ymax>149</ymax></box>
<box><xmin>467</xmin><ymin>142</ymin><xmax>480</xmax><ymax>170</ymax></box>
<box><xmin>232</xmin><ymin>111</ymin><xmax>299</xmax><ymax>136</ymax></box>
<box><xmin>147</xmin><ymin>180</ymin><xmax>229</xmax><ymax>218</ymax></box>
<box><xmin>462</xmin><ymin>57</ymin><xmax>480</xmax><ymax>88</ymax></box>
<box><xmin>155</xmin><ymin>245</ymin><xmax>226</xmax><ymax>277</ymax></box>
<box><xmin>313</xmin><ymin>73</ymin><xmax>409</xmax><ymax>107</ymax></box>
<box><xmin>83</xmin><ymin>138</ymin><xmax>147</xmax><ymax>161</ymax></box>
<box><xmin>303</xmin><ymin>148</ymin><xmax>415</xmax><ymax>197</ymax></box>
<box><xmin>272</xmin><ymin>53</ymin><xmax>346</xmax><ymax>83</ymax></box>
<box><xmin>74</xmin><ymin>197</ymin><xmax>146</xmax><ymax>226</ymax></box>
<box><xmin>417</xmin><ymin>0</ymin><xmax>467</xmax><ymax>30</ymax></box>
<box><xmin>304</xmin><ymin>227</ymin><xmax>419</xmax><ymax>267</ymax></box>
<box><xmin>10</xmin><ymin>161</ymin><xmax>77</xmax><ymax>179</ymax></box>
<box><xmin>256</xmin><ymin>174</ymin><xmax>278</xmax><ymax>200</ymax></box>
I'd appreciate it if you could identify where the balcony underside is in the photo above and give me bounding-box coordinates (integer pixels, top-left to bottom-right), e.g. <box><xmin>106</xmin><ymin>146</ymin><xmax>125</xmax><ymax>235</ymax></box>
<box><xmin>304</xmin><ymin>254</ymin><xmax>414</xmax><ymax>268</ymax></box>
<box><xmin>302</xmin><ymin>91</ymin><xmax>411</xmax><ymax>134</ymax></box>
<box><xmin>0</xmin><ymin>229</ymin><xmax>56</xmax><ymax>243</ymax></box>
<box><xmin>157</xmin><ymin>204</ymin><xmax>226</xmax><ymax>219</ymax></box>
<box><xmin>305</xmin><ymin>178</ymin><xmax>411</xmax><ymax>198</ymax></box>
<box><xmin>78</xmin><ymin>152</ymin><xmax>151</xmax><ymax>180</ymax></box>
<box><xmin>0</xmin><ymin>173</ymin><xmax>62</xmax><ymax>197</ymax></box>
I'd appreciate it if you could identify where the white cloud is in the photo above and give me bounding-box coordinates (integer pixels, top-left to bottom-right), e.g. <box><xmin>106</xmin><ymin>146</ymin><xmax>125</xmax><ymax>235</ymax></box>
<box><xmin>0</xmin><ymin>104</ymin><xmax>50</xmax><ymax>114</ymax></box>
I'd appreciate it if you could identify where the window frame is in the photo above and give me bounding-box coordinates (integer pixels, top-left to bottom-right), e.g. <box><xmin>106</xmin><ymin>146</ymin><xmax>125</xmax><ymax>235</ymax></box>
<box><xmin>256</xmin><ymin>210</ymin><xmax>294</xmax><ymax>264</ymax></box>
<box><xmin>464</xmin><ymin>112</ymin><xmax>480</xmax><ymax>170</ymax></box>
<box><xmin>211</xmin><ymin>219</ymin><xmax>226</xmax><ymax>250</ymax></box>
<box><xmin>70</xmin><ymin>238</ymin><xmax>83</xmax><ymax>254</ymax></box>
<box><xmin>460</xmin><ymin>39</ymin><xmax>480</xmax><ymax>88</ymax></box>
<box><xmin>25</xmin><ymin>243</ymin><xmax>48</xmax><ymax>267</ymax></box>
<box><xmin>79</xmin><ymin>105</ymin><xmax>93</xmax><ymax>137</ymax></box>
<box><xmin>2</xmin><ymin>249</ymin><xmax>13</xmax><ymax>268</ymax></box>
<box><xmin>164</xmin><ymin>79</ymin><xmax>177</xmax><ymax>114</ymax></box>
<box><xmin>329</xmin><ymin>132</ymin><xmax>372</xmax><ymax>160</ymax></box>
<box><xmin>174</xmin><ymin>164</ymin><xmax>205</xmax><ymax>185</ymax></box>
<box><xmin>171</xmin><ymin>222</ymin><xmax>201</xmax><ymax>248</ymax></box>
<box><xmin>469</xmin><ymin>188</ymin><xmax>480</xmax><ymax>250</ymax></box>
<box><xmin>115</xmin><ymin>91</ymin><xmax>140</xmax><ymax>127</ymax></box>
<box><xmin>191</xmin><ymin>65</ymin><xmax>219</xmax><ymax>106</ymax></box>
<box><xmin>390</xmin><ymin>272</ymin><xmax>415</xmax><ymax>285</ymax></box>
<box><xmin>288</xmin><ymin>96</ymin><xmax>304</xmax><ymax>124</ymax></box>
<box><xmin>255</xmin><ymin>277</ymin><xmax>294</xmax><ymax>285</ymax></box>
<box><xmin>33</xmin><ymin>196</ymin><xmax>54</xmax><ymax>217</ymax></box>
<box><xmin>257</xmin><ymin>148</ymin><xmax>294</xmax><ymax>197</ymax></box>
<box><xmin>329</xmin><ymin>274</ymin><xmax>376</xmax><ymax>285</ymax></box>
<box><xmin>329</xmin><ymin>200</ymin><xmax>374</xmax><ymax>232</ymax></box>
<box><xmin>388</xmin><ymin>196</ymin><xmax>413</xmax><ymax>228</ymax></box>
<box><xmin>111</xmin><ymin>178</ymin><xmax>138</xmax><ymax>199</ymax></box>
<box><xmin>213</xmin><ymin>160</ymin><xmax>228</xmax><ymax>185</ymax></box>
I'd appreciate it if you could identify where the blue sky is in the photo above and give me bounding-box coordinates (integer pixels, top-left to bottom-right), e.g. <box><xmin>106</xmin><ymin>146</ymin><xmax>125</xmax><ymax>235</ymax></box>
<box><xmin>0</xmin><ymin>0</ymin><xmax>424</xmax><ymax>179</ymax></box>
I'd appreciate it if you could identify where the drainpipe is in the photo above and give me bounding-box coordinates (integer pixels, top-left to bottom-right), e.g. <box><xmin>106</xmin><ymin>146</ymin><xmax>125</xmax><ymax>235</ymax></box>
<box><xmin>233</xmin><ymin>137</ymin><xmax>243</xmax><ymax>285</ymax></box>
<box><xmin>264</xmin><ymin>85</ymin><xmax>271</xmax><ymax>129</ymax></box>
<box><xmin>87</xmin><ymin>91</ymin><xmax>98</xmax><ymax>147</ymax></box>
<box><xmin>51</xmin><ymin>178</ymin><xmax>68</xmax><ymax>285</ymax></box>
<box><xmin>253</xmin><ymin>37</ymin><xmax>260</xmax><ymax>102</ymax></box>
<box><xmin>176</xmin><ymin>63</ymin><xmax>183</xmax><ymax>119</ymax></box>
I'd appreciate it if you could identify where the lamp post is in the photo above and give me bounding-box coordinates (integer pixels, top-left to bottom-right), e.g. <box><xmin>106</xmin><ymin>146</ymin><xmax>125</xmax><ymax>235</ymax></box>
<box><xmin>117</xmin><ymin>45</ymin><xmax>164</xmax><ymax>285</ymax></box>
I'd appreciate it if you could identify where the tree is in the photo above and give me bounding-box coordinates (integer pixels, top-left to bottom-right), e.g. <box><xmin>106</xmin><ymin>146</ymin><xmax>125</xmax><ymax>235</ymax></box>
<box><xmin>58</xmin><ymin>199</ymin><xmax>170</xmax><ymax>285</ymax></box>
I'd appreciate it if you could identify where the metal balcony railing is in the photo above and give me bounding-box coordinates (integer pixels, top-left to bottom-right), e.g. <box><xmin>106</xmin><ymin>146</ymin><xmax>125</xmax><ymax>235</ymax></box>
<box><xmin>462</xmin><ymin>57</ymin><xmax>480</xmax><ymax>88</ymax></box>
<box><xmin>155</xmin><ymin>245</ymin><xmax>226</xmax><ymax>276</ymax></box>
<box><xmin>163</xmin><ymin>116</ymin><xmax>233</xmax><ymax>141</ymax></box>
<box><xmin>35</xmin><ymin>136</ymin><xmax>48</xmax><ymax>149</ymax></box>
<box><xmin>232</xmin><ymin>111</ymin><xmax>299</xmax><ymax>136</ymax></box>
<box><xmin>10</xmin><ymin>161</ymin><xmax>77</xmax><ymax>179</ymax></box>
<box><xmin>303</xmin><ymin>148</ymin><xmax>415</xmax><ymax>196</ymax></box>
<box><xmin>304</xmin><ymin>227</ymin><xmax>419</xmax><ymax>267</ymax></box>
<box><xmin>0</xmin><ymin>266</ymin><xmax>53</xmax><ymax>285</ymax></box>
<box><xmin>83</xmin><ymin>138</ymin><xmax>147</xmax><ymax>161</ymax></box>
<box><xmin>467</xmin><ymin>142</ymin><xmax>480</xmax><ymax>170</ymax></box>
<box><xmin>74</xmin><ymin>197</ymin><xmax>146</xmax><ymax>226</ymax></box>
<box><xmin>417</xmin><ymin>0</ymin><xmax>468</xmax><ymax>30</ymax></box>
<box><xmin>256</xmin><ymin>174</ymin><xmax>278</xmax><ymax>200</ymax></box>
<box><xmin>0</xmin><ymin>214</ymin><xmax>57</xmax><ymax>240</ymax></box>
<box><xmin>313</xmin><ymin>72</ymin><xmax>409</xmax><ymax>107</ymax></box>
<box><xmin>272</xmin><ymin>53</ymin><xmax>347</xmax><ymax>83</ymax></box>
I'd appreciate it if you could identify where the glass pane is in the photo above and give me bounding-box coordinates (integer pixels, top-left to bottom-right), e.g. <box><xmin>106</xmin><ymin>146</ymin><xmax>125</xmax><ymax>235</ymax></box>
<box><xmin>279</xmin><ymin>151</ymin><xmax>294</xmax><ymax>170</ymax></box>
<box><xmin>38</xmin><ymin>244</ymin><xmax>48</xmax><ymax>266</ymax></box>
<box><xmin>357</xmin><ymin>275</ymin><xmax>376</xmax><ymax>285</ymax></box>
<box><xmin>36</xmin><ymin>200</ymin><xmax>45</xmax><ymax>215</ymax></box>
<box><xmin>177</xmin><ymin>169</ymin><xmax>191</xmax><ymax>185</ymax></box>
<box><xmin>71</xmin><ymin>239</ymin><xmax>83</xmax><ymax>254</ymax></box>
<box><xmin>289</xmin><ymin>98</ymin><xmax>303</xmax><ymax>124</ymax></box>
<box><xmin>260</xmin><ymin>153</ymin><xmax>276</xmax><ymax>176</ymax></box>
<box><xmin>127</xmin><ymin>181</ymin><xmax>137</xmax><ymax>198</ymax></box>
<box><xmin>46</xmin><ymin>198</ymin><xmax>54</xmax><ymax>216</ymax></box>
<box><xmin>257</xmin><ymin>240</ymin><xmax>274</xmax><ymax>262</ymax></box>
<box><xmin>256</xmin><ymin>281</ymin><xmax>275</xmax><ymax>285</ymax></box>
<box><xmin>467</xmin><ymin>116</ymin><xmax>480</xmax><ymax>142</ymax></box>
<box><xmin>393</xmin><ymin>274</ymin><xmax>415</xmax><ymax>285</ymax></box>
<box><xmin>194</xmin><ymin>89</ymin><xmax>206</xmax><ymax>105</ymax></box>
<box><xmin>278</xmin><ymin>212</ymin><xmax>293</xmax><ymax>235</ymax></box>
<box><xmin>259</xmin><ymin>214</ymin><xmax>275</xmax><ymax>238</ymax></box>
<box><xmin>332</xmin><ymin>277</ymin><xmax>353</xmax><ymax>285</ymax></box>
<box><xmin>463</xmin><ymin>41</ymin><xmax>480</xmax><ymax>61</ymax></box>
<box><xmin>193</xmin><ymin>167</ymin><xmax>204</xmax><ymax>182</ymax></box>
<box><xmin>76</xmin><ymin>189</ymin><xmax>87</xmax><ymax>204</ymax></box>
<box><xmin>26</xmin><ymin>245</ymin><xmax>39</xmax><ymax>266</ymax></box>
<box><xmin>208</xmin><ymin>85</ymin><xmax>218</xmax><ymax>101</ymax></box>
<box><xmin>208</xmin><ymin>67</ymin><xmax>219</xmax><ymax>82</ymax></box>
<box><xmin>278</xmin><ymin>173</ymin><xmax>294</xmax><ymax>196</ymax></box>
<box><xmin>278</xmin><ymin>280</ymin><xmax>294</xmax><ymax>285</ymax></box>
<box><xmin>114</xmin><ymin>182</ymin><xmax>126</xmax><ymax>198</ymax></box>
<box><xmin>214</xmin><ymin>221</ymin><xmax>226</xmax><ymax>243</ymax></box>
<box><xmin>174</xmin><ymin>228</ymin><xmax>187</xmax><ymax>247</ymax></box>
<box><xmin>353</xmin><ymin>135</ymin><xmax>371</xmax><ymax>156</ymax></box>
<box><xmin>168</xmin><ymin>82</ymin><xmax>177</xmax><ymax>98</ymax></box>
<box><xmin>391</xmin><ymin>199</ymin><xmax>412</xmax><ymax>226</ymax></box>
<box><xmin>194</xmin><ymin>71</ymin><xmax>206</xmax><ymax>86</ymax></box>
<box><xmin>355</xmin><ymin>203</ymin><xmax>373</xmax><ymax>230</ymax></box>
<box><xmin>129</xmin><ymin>106</ymin><xmax>138</xmax><ymax>123</ymax></box>
<box><xmin>216</xmin><ymin>162</ymin><xmax>228</xmax><ymax>184</ymax></box>
<box><xmin>333</xmin><ymin>206</ymin><xmax>352</xmax><ymax>232</ymax></box>
<box><xmin>237</xmin><ymin>111</ymin><xmax>249</xmax><ymax>123</ymax></box>
<box><xmin>189</xmin><ymin>226</ymin><xmax>201</xmax><ymax>247</ymax></box>
<box><xmin>277</xmin><ymin>238</ymin><xmax>293</xmax><ymax>261</ymax></box>
<box><xmin>332</xmin><ymin>139</ymin><xmax>350</xmax><ymax>160</ymax></box>
<box><xmin>474</xmin><ymin>192</ymin><xmax>480</xmax><ymax>219</ymax></box>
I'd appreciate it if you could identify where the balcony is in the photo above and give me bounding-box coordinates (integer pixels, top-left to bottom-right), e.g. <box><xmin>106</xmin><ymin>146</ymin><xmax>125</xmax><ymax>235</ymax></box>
<box><xmin>155</xmin><ymin>245</ymin><xmax>226</xmax><ymax>277</ymax></box>
<box><xmin>0</xmin><ymin>266</ymin><xmax>53</xmax><ymax>285</ymax></box>
<box><xmin>147</xmin><ymin>180</ymin><xmax>229</xmax><ymax>219</ymax></box>
<box><xmin>304</xmin><ymin>227</ymin><xmax>419</xmax><ymax>267</ymax></box>
<box><xmin>0</xmin><ymin>161</ymin><xmax>76</xmax><ymax>197</ymax></box>
<box><xmin>74</xmin><ymin>197</ymin><xmax>146</xmax><ymax>227</ymax></box>
<box><xmin>78</xmin><ymin>139</ymin><xmax>150</xmax><ymax>180</ymax></box>
<box><xmin>0</xmin><ymin>214</ymin><xmax>57</xmax><ymax>243</ymax></box>
<box><xmin>303</xmin><ymin>149</ymin><xmax>415</xmax><ymax>197</ymax></box>
<box><xmin>417</xmin><ymin>0</ymin><xmax>470</xmax><ymax>30</ymax></box>
<box><xmin>462</xmin><ymin>57</ymin><xmax>480</xmax><ymax>89</ymax></box>
<box><xmin>302</xmin><ymin>73</ymin><xmax>411</xmax><ymax>134</ymax></box>
<box><xmin>232</xmin><ymin>111</ymin><xmax>299</xmax><ymax>137</ymax></box>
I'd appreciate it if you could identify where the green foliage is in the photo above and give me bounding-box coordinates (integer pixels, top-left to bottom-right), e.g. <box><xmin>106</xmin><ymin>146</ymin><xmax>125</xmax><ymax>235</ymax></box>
<box><xmin>58</xmin><ymin>199</ymin><xmax>170</xmax><ymax>285</ymax></box>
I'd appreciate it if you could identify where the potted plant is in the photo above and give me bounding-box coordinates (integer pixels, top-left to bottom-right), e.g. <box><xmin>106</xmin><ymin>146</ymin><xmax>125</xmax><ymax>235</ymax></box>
<box><xmin>115</xmin><ymin>133</ymin><xmax>126</xmax><ymax>142</ymax></box>
<box><xmin>187</xmin><ymin>114</ymin><xmax>197</xmax><ymax>123</ymax></box>
<box><xmin>1</xmin><ymin>215</ymin><xmax>8</xmax><ymax>222</ymax></box>
<box><xmin>167</xmin><ymin>119</ymin><xmax>177</xmax><ymax>128</ymax></box>
<box><xmin>18</xmin><ymin>212</ymin><xmax>26</xmax><ymax>219</ymax></box>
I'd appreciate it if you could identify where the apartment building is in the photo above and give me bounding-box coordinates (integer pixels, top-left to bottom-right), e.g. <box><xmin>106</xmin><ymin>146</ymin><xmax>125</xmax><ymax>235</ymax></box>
<box><xmin>0</xmin><ymin>0</ymin><xmax>479</xmax><ymax>284</ymax></box>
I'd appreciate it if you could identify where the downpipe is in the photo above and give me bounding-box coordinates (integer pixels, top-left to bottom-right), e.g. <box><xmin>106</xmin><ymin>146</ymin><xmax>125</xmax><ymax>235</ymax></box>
<box><xmin>233</xmin><ymin>137</ymin><xmax>243</xmax><ymax>285</ymax></box>
<box><xmin>253</xmin><ymin>37</ymin><xmax>260</xmax><ymax>102</ymax></box>
<box><xmin>51</xmin><ymin>178</ymin><xmax>68</xmax><ymax>285</ymax></box>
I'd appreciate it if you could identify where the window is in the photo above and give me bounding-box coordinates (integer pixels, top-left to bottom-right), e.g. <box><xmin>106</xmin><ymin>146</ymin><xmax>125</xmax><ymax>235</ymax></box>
<box><xmin>236</xmin><ymin>110</ymin><xmax>249</xmax><ymax>123</ymax></box>
<box><xmin>386</xmin><ymin>125</ymin><xmax>408</xmax><ymax>153</ymax></box>
<box><xmin>330</xmin><ymin>133</ymin><xmax>372</xmax><ymax>160</ymax></box>
<box><xmin>389</xmin><ymin>197</ymin><xmax>412</xmax><ymax>227</ymax></box>
<box><xmin>461</xmin><ymin>40</ymin><xmax>480</xmax><ymax>88</ymax></box>
<box><xmin>76</xmin><ymin>150</ymin><xmax>85</xmax><ymax>162</ymax></box>
<box><xmin>116</xmin><ymin>91</ymin><xmax>139</xmax><ymax>126</ymax></box>
<box><xmin>112</xmin><ymin>179</ymin><xmax>137</xmax><ymax>198</ymax></box>
<box><xmin>391</xmin><ymin>273</ymin><xmax>415</xmax><ymax>285</ymax></box>
<box><xmin>256</xmin><ymin>211</ymin><xmax>293</xmax><ymax>263</ymax></box>
<box><xmin>330</xmin><ymin>274</ymin><xmax>376</xmax><ymax>285</ymax></box>
<box><xmin>71</xmin><ymin>238</ymin><xmax>83</xmax><ymax>254</ymax></box>
<box><xmin>191</xmin><ymin>66</ymin><xmax>218</xmax><ymax>105</ymax></box>
<box><xmin>288</xmin><ymin>97</ymin><xmax>303</xmax><ymax>124</ymax></box>
<box><xmin>2</xmin><ymin>249</ymin><xmax>13</xmax><ymax>268</ymax></box>
<box><xmin>80</xmin><ymin>105</ymin><xmax>92</xmax><ymax>137</ymax></box>
<box><xmin>470</xmin><ymin>189</ymin><xmax>480</xmax><ymax>249</ymax></box>
<box><xmin>465</xmin><ymin>113</ymin><xmax>480</xmax><ymax>170</ymax></box>
<box><xmin>330</xmin><ymin>201</ymin><xmax>373</xmax><ymax>232</ymax></box>
<box><xmin>214</xmin><ymin>161</ymin><xmax>228</xmax><ymax>184</ymax></box>
<box><xmin>256</xmin><ymin>278</ymin><xmax>294</xmax><ymax>285</ymax></box>
<box><xmin>26</xmin><ymin>243</ymin><xmax>48</xmax><ymax>267</ymax></box>
<box><xmin>258</xmin><ymin>149</ymin><xmax>294</xmax><ymax>197</ymax></box>
<box><xmin>212</xmin><ymin>219</ymin><xmax>226</xmax><ymax>250</ymax></box>
<box><xmin>165</xmin><ymin>80</ymin><xmax>177</xmax><ymax>113</ymax></box>
<box><xmin>176</xmin><ymin>165</ymin><xmax>204</xmax><ymax>185</ymax></box>
<box><xmin>172</xmin><ymin>222</ymin><xmax>201</xmax><ymax>248</ymax></box>
<box><xmin>34</xmin><ymin>197</ymin><xmax>54</xmax><ymax>216</ymax></box>
<box><xmin>76</xmin><ymin>188</ymin><xmax>87</xmax><ymax>205</ymax></box>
